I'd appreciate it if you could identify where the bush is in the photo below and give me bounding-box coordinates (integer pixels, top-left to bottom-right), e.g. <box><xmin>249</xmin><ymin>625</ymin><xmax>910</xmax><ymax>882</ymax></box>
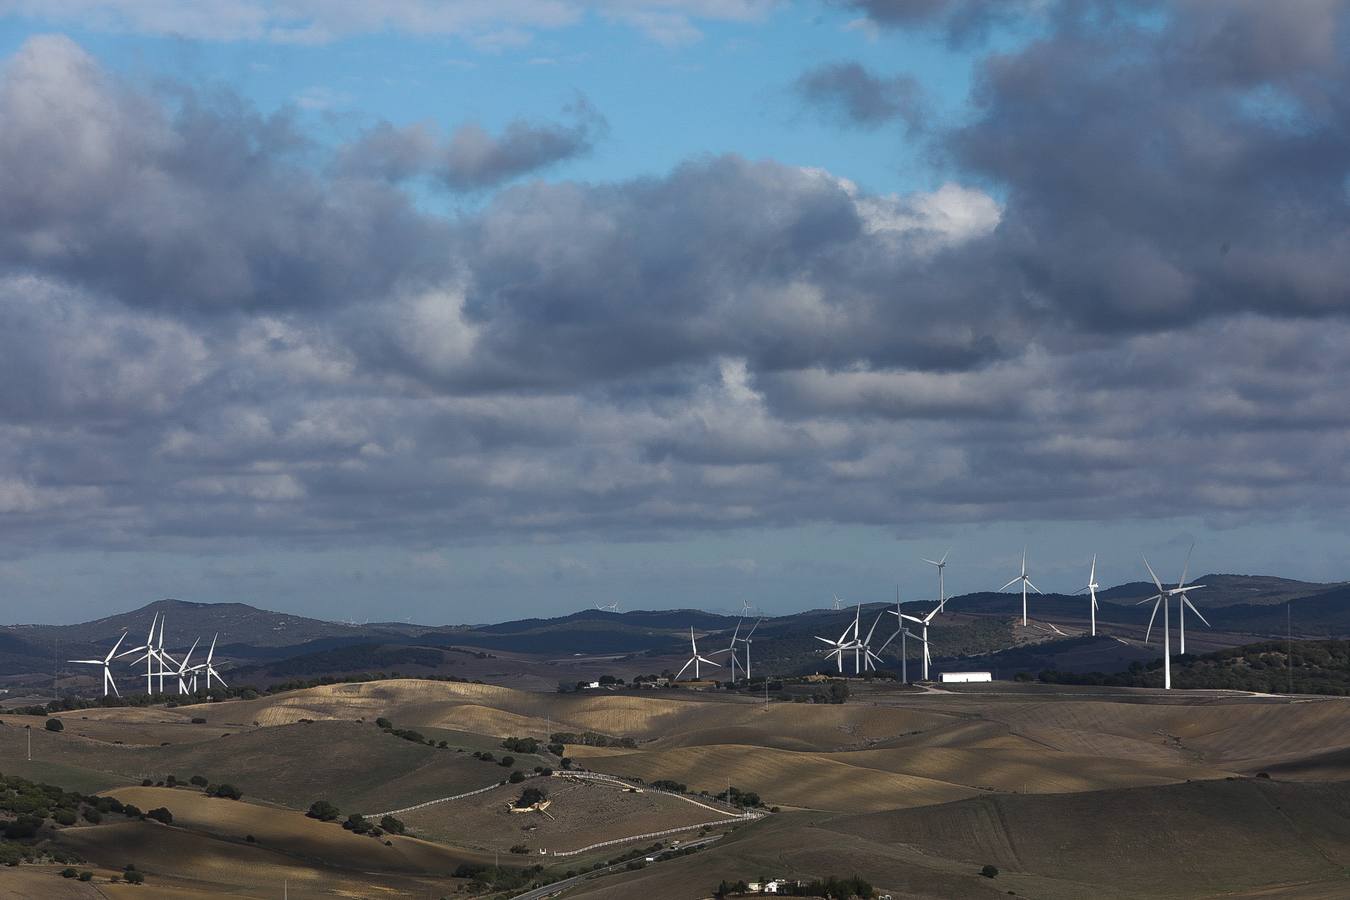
<box><xmin>307</xmin><ymin>800</ymin><xmax>340</xmax><ymax>821</ymax></box>
<box><xmin>509</xmin><ymin>844</ymin><xmax>529</xmax><ymax>854</ymax></box>
<box><xmin>121</xmin><ymin>805</ymin><xmax>142</xmax><ymax>819</ymax></box>
<box><xmin>375</xmin><ymin>717</ymin><xmax>392</xmax><ymax>729</ymax></box>
<box><xmin>82</xmin><ymin>807</ymin><xmax>102</xmax><ymax>824</ymax></box>
<box><xmin>343</xmin><ymin>814</ymin><xmax>372</xmax><ymax>834</ymax></box>
<box><xmin>124</xmin><ymin>870</ymin><xmax>145</xmax><ymax>884</ymax></box>
<box><xmin>145</xmin><ymin>807</ymin><xmax>173</xmax><ymax>825</ymax></box>
<box><xmin>502</xmin><ymin>737</ymin><xmax>539</xmax><ymax>754</ymax></box>
<box><xmin>60</xmin><ymin>867</ymin><xmax>78</xmax><ymax>878</ymax></box>
<box><xmin>78</xmin><ymin>871</ymin><xmax>93</xmax><ymax>881</ymax></box>
<box><xmin>45</xmin><ymin>717</ymin><xmax>64</xmax><ymax>732</ymax></box>
<box><xmin>190</xmin><ymin>717</ymin><xmax>206</xmax><ymax>724</ymax></box>
<box><xmin>141</xmin><ymin>779</ymin><xmax>153</xmax><ymax>787</ymax></box>
<box><xmin>508</xmin><ymin>770</ymin><xmax>526</xmax><ymax>783</ymax></box>
<box><xmin>211</xmin><ymin>784</ymin><xmax>242</xmax><ymax>800</ymax></box>
<box><xmin>53</xmin><ymin>808</ymin><xmax>78</xmax><ymax>826</ymax></box>
<box><xmin>981</xmin><ymin>864</ymin><xmax>999</xmax><ymax>878</ymax></box>
<box><xmin>379</xmin><ymin>815</ymin><xmax>405</xmax><ymax>835</ymax></box>
<box><xmin>515</xmin><ymin>787</ymin><xmax>548</xmax><ymax>809</ymax></box>
<box><xmin>499</xmin><ymin>755</ymin><xmax>514</xmax><ymax>767</ymax></box>
<box><xmin>190</xmin><ymin>775</ymin><xmax>207</xmax><ymax>787</ymax></box>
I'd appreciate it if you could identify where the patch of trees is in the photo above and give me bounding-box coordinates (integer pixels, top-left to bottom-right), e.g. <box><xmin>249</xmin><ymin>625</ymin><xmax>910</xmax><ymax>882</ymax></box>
<box><xmin>501</xmin><ymin>736</ymin><xmax>538</xmax><ymax>754</ymax></box>
<box><xmin>514</xmin><ymin>786</ymin><xmax>548</xmax><ymax>808</ymax></box>
<box><xmin>307</xmin><ymin>800</ymin><xmax>341</xmax><ymax>821</ymax></box>
<box><xmin>1038</xmin><ymin>639</ymin><xmax>1350</xmax><ymax>695</ymax></box>
<box><xmin>549</xmin><ymin>731</ymin><xmax>637</xmax><ymax>749</ymax></box>
<box><xmin>714</xmin><ymin>786</ymin><xmax>763</xmax><ymax>808</ymax></box>
<box><xmin>649</xmin><ymin>779</ymin><xmax>687</xmax><ymax>793</ymax></box>
<box><xmin>451</xmin><ymin>862</ymin><xmax>544</xmax><ymax>893</ymax></box>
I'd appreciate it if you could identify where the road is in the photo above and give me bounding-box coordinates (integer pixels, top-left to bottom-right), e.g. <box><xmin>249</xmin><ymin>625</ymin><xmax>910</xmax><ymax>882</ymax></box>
<box><xmin>508</xmin><ymin>834</ymin><xmax>725</xmax><ymax>900</ymax></box>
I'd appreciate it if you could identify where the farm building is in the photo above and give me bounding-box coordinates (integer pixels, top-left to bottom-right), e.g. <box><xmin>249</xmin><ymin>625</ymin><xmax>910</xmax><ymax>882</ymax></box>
<box><xmin>939</xmin><ymin>671</ymin><xmax>992</xmax><ymax>683</ymax></box>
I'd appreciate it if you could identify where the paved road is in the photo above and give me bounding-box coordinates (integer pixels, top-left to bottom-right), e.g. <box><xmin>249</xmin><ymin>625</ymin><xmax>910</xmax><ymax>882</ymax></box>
<box><xmin>508</xmin><ymin>835</ymin><xmax>724</xmax><ymax>900</ymax></box>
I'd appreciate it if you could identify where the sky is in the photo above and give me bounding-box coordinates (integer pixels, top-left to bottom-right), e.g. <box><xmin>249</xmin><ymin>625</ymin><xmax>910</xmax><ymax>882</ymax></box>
<box><xmin>1</xmin><ymin>1</ymin><xmax>1349</xmax><ymax>624</ymax></box>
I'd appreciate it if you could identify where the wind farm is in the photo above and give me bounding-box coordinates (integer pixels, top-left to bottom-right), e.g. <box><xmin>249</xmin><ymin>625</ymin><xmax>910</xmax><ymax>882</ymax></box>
<box><xmin>2</xmin><ymin>1</ymin><xmax>1349</xmax><ymax>897</ymax></box>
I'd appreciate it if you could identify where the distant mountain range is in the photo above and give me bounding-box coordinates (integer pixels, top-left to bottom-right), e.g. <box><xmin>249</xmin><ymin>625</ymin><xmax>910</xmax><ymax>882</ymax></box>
<box><xmin>1</xmin><ymin>573</ymin><xmax>1346</xmax><ymax>685</ymax></box>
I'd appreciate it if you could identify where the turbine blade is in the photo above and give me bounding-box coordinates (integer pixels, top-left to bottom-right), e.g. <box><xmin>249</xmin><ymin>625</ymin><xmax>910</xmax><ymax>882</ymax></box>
<box><xmin>1142</xmin><ymin>555</ymin><xmax>1165</xmax><ymax>594</ymax></box>
<box><xmin>675</xmin><ymin>658</ymin><xmax>693</xmax><ymax>680</ymax></box>
<box><xmin>1144</xmin><ymin>597</ymin><xmax>1161</xmax><ymax>643</ymax></box>
<box><xmin>940</xmin><ymin>549</ymin><xmax>950</xmax><ymax>564</ymax></box>
<box><xmin>104</xmin><ymin>631</ymin><xmax>128</xmax><ymax>664</ymax></box>
<box><xmin>1025</xmin><ymin>580</ymin><xmax>1043</xmax><ymax>594</ymax></box>
<box><xmin>999</xmin><ymin>578</ymin><xmax>1020</xmax><ymax>591</ymax></box>
<box><xmin>922</xmin><ymin>558</ymin><xmax>940</xmax><ymax>567</ymax></box>
<box><xmin>1183</xmin><ymin>595</ymin><xmax>1211</xmax><ymax>627</ymax></box>
<box><xmin>1179</xmin><ymin>542</ymin><xmax>1194</xmax><ymax>588</ymax></box>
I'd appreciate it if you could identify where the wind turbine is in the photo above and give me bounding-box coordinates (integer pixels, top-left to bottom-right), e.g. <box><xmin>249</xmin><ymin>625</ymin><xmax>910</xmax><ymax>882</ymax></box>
<box><xmin>1139</xmin><ymin>556</ymin><xmax>1175</xmax><ymax>690</ymax></box>
<box><xmin>1173</xmin><ymin>545</ymin><xmax>1209</xmax><ymax>655</ymax></box>
<box><xmin>999</xmin><ymin>548</ymin><xmax>1042</xmax><ymax>627</ymax></box>
<box><xmin>814</xmin><ymin>608</ymin><xmax>860</xmax><ymax>674</ymax></box>
<box><xmin>200</xmin><ymin>633</ymin><xmax>228</xmax><ymax>690</ymax></box>
<box><xmin>117</xmin><ymin>613</ymin><xmax>161</xmax><ymax>695</ymax></box>
<box><xmin>740</xmin><ymin>618</ymin><xmax>761</xmax><ymax>680</ymax></box>
<box><xmin>830</xmin><ymin>594</ymin><xmax>844</xmax><ymax>611</ymax></box>
<box><xmin>68</xmin><ymin>632</ymin><xmax>128</xmax><ymax>698</ymax></box>
<box><xmin>674</xmin><ymin>627</ymin><xmax>721</xmax><ymax>681</ymax></box>
<box><xmin>897</xmin><ymin>604</ymin><xmax>940</xmax><ymax>681</ymax></box>
<box><xmin>922</xmin><ymin>550</ymin><xmax>951</xmax><ymax>612</ymax></box>
<box><xmin>172</xmin><ymin>637</ymin><xmax>201</xmax><ymax>695</ymax></box>
<box><xmin>594</xmin><ymin>601</ymin><xmax>620</xmax><ymax>613</ymax></box>
<box><xmin>713</xmin><ymin>618</ymin><xmax>745</xmax><ymax>680</ymax></box>
<box><xmin>860</xmin><ymin>609</ymin><xmax>890</xmax><ymax>673</ymax></box>
<box><xmin>1073</xmin><ymin>555</ymin><xmax>1100</xmax><ymax>636</ymax></box>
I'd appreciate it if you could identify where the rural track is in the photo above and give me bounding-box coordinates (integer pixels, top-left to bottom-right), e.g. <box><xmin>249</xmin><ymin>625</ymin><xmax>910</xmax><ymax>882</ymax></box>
<box><xmin>508</xmin><ymin>834</ymin><xmax>726</xmax><ymax>900</ymax></box>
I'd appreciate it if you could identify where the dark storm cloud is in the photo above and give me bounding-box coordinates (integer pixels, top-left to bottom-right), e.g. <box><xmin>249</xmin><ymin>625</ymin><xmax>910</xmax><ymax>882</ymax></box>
<box><xmin>833</xmin><ymin>0</ymin><xmax>1041</xmax><ymax>45</ymax></box>
<box><xmin>0</xmin><ymin>35</ymin><xmax>450</xmax><ymax>312</ymax></box>
<box><xmin>337</xmin><ymin>97</ymin><xmax>607</xmax><ymax>191</ymax></box>
<box><xmin>794</xmin><ymin>61</ymin><xmax>924</xmax><ymax>130</ymax></box>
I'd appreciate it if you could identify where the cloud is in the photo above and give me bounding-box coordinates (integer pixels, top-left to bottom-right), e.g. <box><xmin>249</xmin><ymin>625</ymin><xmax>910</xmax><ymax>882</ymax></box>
<box><xmin>3</xmin><ymin>14</ymin><xmax>1350</xmax><ymax>568</ymax></box>
<box><xmin>831</xmin><ymin>0</ymin><xmax>1043</xmax><ymax>45</ymax></box>
<box><xmin>794</xmin><ymin>61</ymin><xmax>924</xmax><ymax>130</ymax></box>
<box><xmin>339</xmin><ymin>97</ymin><xmax>606</xmax><ymax>191</ymax></box>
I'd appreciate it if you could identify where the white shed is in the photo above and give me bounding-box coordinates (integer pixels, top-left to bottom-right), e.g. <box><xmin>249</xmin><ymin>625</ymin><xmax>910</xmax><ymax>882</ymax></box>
<box><xmin>940</xmin><ymin>671</ymin><xmax>992</xmax><ymax>683</ymax></box>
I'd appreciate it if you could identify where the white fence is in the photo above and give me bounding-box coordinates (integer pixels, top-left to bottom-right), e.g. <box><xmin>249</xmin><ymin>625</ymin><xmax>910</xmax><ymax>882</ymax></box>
<box><xmin>364</xmin><ymin>781</ymin><xmax>502</xmax><ymax>818</ymax></box>
<box><xmin>548</xmin><ymin>813</ymin><xmax>759</xmax><ymax>857</ymax></box>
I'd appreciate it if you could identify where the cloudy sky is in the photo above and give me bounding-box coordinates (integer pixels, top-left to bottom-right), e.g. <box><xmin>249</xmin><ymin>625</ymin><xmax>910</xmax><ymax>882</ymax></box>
<box><xmin>1</xmin><ymin>1</ymin><xmax>1348</xmax><ymax>624</ymax></box>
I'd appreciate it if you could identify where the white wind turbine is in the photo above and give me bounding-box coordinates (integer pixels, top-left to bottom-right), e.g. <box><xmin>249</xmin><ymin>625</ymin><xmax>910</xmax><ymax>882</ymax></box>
<box><xmin>739</xmin><ymin>618</ymin><xmax>761</xmax><ymax>680</ymax></box>
<box><xmin>1073</xmin><ymin>555</ymin><xmax>1100</xmax><ymax>636</ymax></box>
<box><xmin>814</xmin><ymin>607</ymin><xmax>860</xmax><ymax>674</ymax></box>
<box><xmin>713</xmin><ymin>618</ymin><xmax>746</xmax><ymax>680</ymax></box>
<box><xmin>999</xmin><ymin>548</ymin><xmax>1042</xmax><ymax>627</ymax></box>
<box><xmin>594</xmin><ymin>601</ymin><xmax>620</xmax><ymax>613</ymax></box>
<box><xmin>675</xmin><ymin>627</ymin><xmax>721</xmax><ymax>681</ymax></box>
<box><xmin>859</xmin><ymin>609</ymin><xmax>891</xmax><ymax>673</ymax></box>
<box><xmin>830</xmin><ymin>594</ymin><xmax>844</xmax><ymax>611</ymax></box>
<box><xmin>878</xmin><ymin>596</ymin><xmax>927</xmax><ymax>685</ymax></box>
<box><xmin>897</xmin><ymin>604</ymin><xmax>940</xmax><ymax>681</ymax></box>
<box><xmin>68</xmin><ymin>632</ymin><xmax>128</xmax><ymax>698</ymax></box>
<box><xmin>1172</xmin><ymin>545</ymin><xmax>1209</xmax><ymax>655</ymax></box>
<box><xmin>117</xmin><ymin>613</ymin><xmax>162</xmax><ymax>695</ymax></box>
<box><xmin>1139</xmin><ymin>556</ymin><xmax>1177</xmax><ymax>690</ymax></box>
<box><xmin>922</xmin><ymin>550</ymin><xmax>951</xmax><ymax>612</ymax></box>
<box><xmin>172</xmin><ymin>637</ymin><xmax>202</xmax><ymax>695</ymax></box>
<box><xmin>199</xmin><ymin>633</ymin><xmax>228</xmax><ymax>690</ymax></box>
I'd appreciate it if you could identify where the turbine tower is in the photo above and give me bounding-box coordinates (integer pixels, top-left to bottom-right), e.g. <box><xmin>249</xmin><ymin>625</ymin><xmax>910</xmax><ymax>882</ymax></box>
<box><xmin>922</xmin><ymin>550</ymin><xmax>951</xmax><ymax>612</ymax></box>
<box><xmin>1074</xmin><ymin>555</ymin><xmax>1100</xmax><ymax>636</ymax></box>
<box><xmin>172</xmin><ymin>637</ymin><xmax>201</xmax><ymax>695</ymax></box>
<box><xmin>68</xmin><ymin>632</ymin><xmax>128</xmax><ymax>698</ymax></box>
<box><xmin>740</xmin><ymin>618</ymin><xmax>761</xmax><ymax>680</ymax></box>
<box><xmin>1000</xmin><ymin>548</ymin><xmax>1042</xmax><ymax>627</ymax></box>
<box><xmin>675</xmin><ymin>627</ymin><xmax>721</xmax><ymax>681</ymax></box>
<box><xmin>714</xmin><ymin>618</ymin><xmax>745</xmax><ymax>680</ymax></box>
<box><xmin>831</xmin><ymin>594</ymin><xmax>844</xmax><ymax>611</ymax></box>
<box><xmin>814</xmin><ymin>610</ymin><xmax>860</xmax><ymax>674</ymax></box>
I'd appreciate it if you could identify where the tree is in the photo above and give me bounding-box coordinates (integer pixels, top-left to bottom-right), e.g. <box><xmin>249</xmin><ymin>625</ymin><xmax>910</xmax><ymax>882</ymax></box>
<box><xmin>508</xmin><ymin>770</ymin><xmax>526</xmax><ymax>783</ymax></box>
<box><xmin>145</xmin><ymin>807</ymin><xmax>173</xmax><ymax>825</ymax></box>
<box><xmin>124</xmin><ymin>870</ymin><xmax>145</xmax><ymax>884</ymax></box>
<box><xmin>211</xmin><ymin>783</ymin><xmax>242</xmax><ymax>800</ymax></box>
<box><xmin>307</xmin><ymin>800</ymin><xmax>340</xmax><ymax>821</ymax></box>
<box><xmin>45</xmin><ymin>717</ymin><xmax>64</xmax><ymax>732</ymax></box>
<box><xmin>190</xmin><ymin>775</ymin><xmax>207</xmax><ymax>787</ymax></box>
<box><xmin>515</xmin><ymin>786</ymin><xmax>548</xmax><ymax>809</ymax></box>
<box><xmin>379</xmin><ymin>815</ymin><xmax>405</xmax><ymax>835</ymax></box>
<box><xmin>981</xmin><ymin>864</ymin><xmax>999</xmax><ymax>878</ymax></box>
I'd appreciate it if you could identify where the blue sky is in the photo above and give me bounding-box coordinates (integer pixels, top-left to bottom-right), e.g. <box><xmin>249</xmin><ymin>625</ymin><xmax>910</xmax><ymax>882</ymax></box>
<box><xmin>1</xmin><ymin>1</ymin><xmax>1349</xmax><ymax>623</ymax></box>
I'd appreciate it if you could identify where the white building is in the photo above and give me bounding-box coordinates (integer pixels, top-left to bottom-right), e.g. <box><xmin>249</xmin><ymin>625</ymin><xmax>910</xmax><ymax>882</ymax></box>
<box><xmin>940</xmin><ymin>671</ymin><xmax>992</xmax><ymax>683</ymax></box>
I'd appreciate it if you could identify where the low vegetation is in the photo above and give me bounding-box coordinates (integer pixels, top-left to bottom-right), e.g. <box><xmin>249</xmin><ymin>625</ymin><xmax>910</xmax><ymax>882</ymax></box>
<box><xmin>550</xmin><ymin>731</ymin><xmax>637</xmax><ymax>749</ymax></box>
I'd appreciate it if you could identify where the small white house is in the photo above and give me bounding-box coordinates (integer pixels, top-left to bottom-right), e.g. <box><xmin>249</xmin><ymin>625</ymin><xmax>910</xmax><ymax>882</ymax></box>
<box><xmin>940</xmin><ymin>671</ymin><xmax>992</xmax><ymax>683</ymax></box>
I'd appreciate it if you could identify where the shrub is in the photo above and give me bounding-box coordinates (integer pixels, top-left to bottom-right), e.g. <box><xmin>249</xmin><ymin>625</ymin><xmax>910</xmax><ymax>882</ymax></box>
<box><xmin>189</xmin><ymin>775</ymin><xmax>207</xmax><ymax>787</ymax></box>
<box><xmin>61</xmin><ymin>867</ymin><xmax>78</xmax><ymax>878</ymax></box>
<box><xmin>245</xmin><ymin>834</ymin><xmax>256</xmax><ymax>842</ymax></box>
<box><xmin>78</xmin><ymin>871</ymin><xmax>93</xmax><ymax>881</ymax></box>
<box><xmin>375</xmin><ymin>717</ymin><xmax>392</xmax><ymax>729</ymax></box>
<box><xmin>142</xmin><ymin>779</ymin><xmax>154</xmax><ymax>787</ymax></box>
<box><xmin>190</xmin><ymin>717</ymin><xmax>206</xmax><ymax>724</ymax></box>
<box><xmin>53</xmin><ymin>808</ymin><xmax>78</xmax><ymax>826</ymax></box>
<box><xmin>508</xmin><ymin>771</ymin><xmax>525</xmax><ymax>784</ymax></box>
<box><xmin>45</xmin><ymin>717</ymin><xmax>64</xmax><ymax>732</ymax></box>
<box><xmin>165</xmin><ymin>775</ymin><xmax>178</xmax><ymax>787</ymax></box>
<box><xmin>124</xmin><ymin>870</ymin><xmax>145</xmax><ymax>884</ymax></box>
<box><xmin>379</xmin><ymin>815</ymin><xmax>405</xmax><ymax>835</ymax></box>
<box><xmin>343</xmin><ymin>814</ymin><xmax>372</xmax><ymax>834</ymax></box>
<box><xmin>509</xmin><ymin>844</ymin><xmax>529</xmax><ymax>854</ymax></box>
<box><xmin>307</xmin><ymin>800</ymin><xmax>340</xmax><ymax>821</ymax></box>
<box><xmin>121</xmin><ymin>805</ymin><xmax>142</xmax><ymax>819</ymax></box>
<box><xmin>82</xmin><ymin>807</ymin><xmax>102</xmax><ymax>824</ymax></box>
<box><xmin>515</xmin><ymin>787</ymin><xmax>548</xmax><ymax>809</ymax></box>
<box><xmin>145</xmin><ymin>807</ymin><xmax>173</xmax><ymax>825</ymax></box>
<box><xmin>981</xmin><ymin>864</ymin><xmax>999</xmax><ymax>878</ymax></box>
<box><xmin>211</xmin><ymin>784</ymin><xmax>242</xmax><ymax>800</ymax></box>
<box><xmin>500</xmin><ymin>756</ymin><xmax>515</xmax><ymax>767</ymax></box>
